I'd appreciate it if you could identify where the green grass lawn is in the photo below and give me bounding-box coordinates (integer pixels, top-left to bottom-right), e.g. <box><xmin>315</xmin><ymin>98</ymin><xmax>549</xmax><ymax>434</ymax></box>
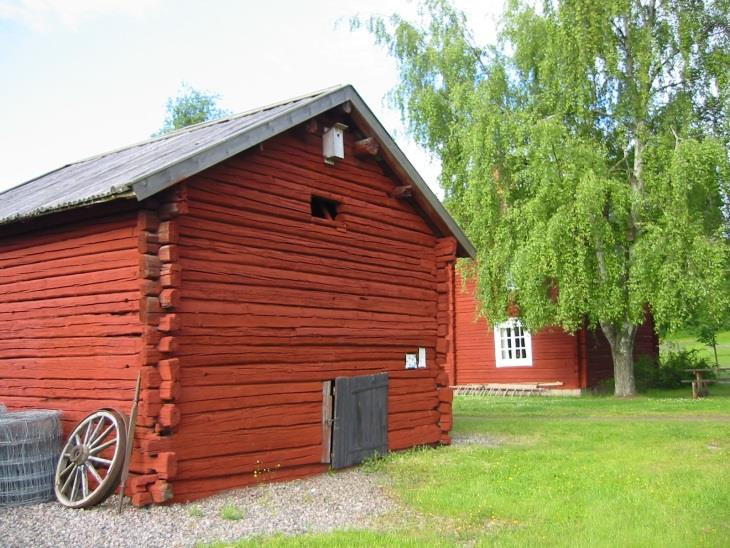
<box><xmin>220</xmin><ymin>389</ymin><xmax>730</xmax><ymax>547</ymax></box>
<box><xmin>662</xmin><ymin>330</ymin><xmax>730</xmax><ymax>367</ymax></box>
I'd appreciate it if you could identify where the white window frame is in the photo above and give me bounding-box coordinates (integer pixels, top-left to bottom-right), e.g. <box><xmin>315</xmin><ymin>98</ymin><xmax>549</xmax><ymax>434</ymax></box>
<box><xmin>493</xmin><ymin>318</ymin><xmax>533</xmax><ymax>367</ymax></box>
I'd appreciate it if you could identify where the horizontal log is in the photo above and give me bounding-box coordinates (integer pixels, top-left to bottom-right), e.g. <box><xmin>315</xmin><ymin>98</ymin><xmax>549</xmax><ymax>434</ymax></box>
<box><xmin>159</xmin><ymin>358</ymin><xmax>180</xmax><ymax>382</ymax></box>
<box><xmin>179</xmin><ymin>292</ymin><xmax>435</xmax><ymax>319</ymax></box>
<box><xmin>177</xmin><ymin>391</ymin><xmax>322</xmax><ymax>415</ymax></box>
<box><xmin>158</xmin><ymin>336</ymin><xmax>177</xmax><ymax>353</ymax></box>
<box><xmin>137</xmin><ymin>210</ymin><xmax>159</xmax><ymax>232</ymax></box>
<box><xmin>171</xmin><ymin>464</ymin><xmax>328</xmax><ymax>501</ymax></box>
<box><xmin>178</xmin><ymin>363</ymin><xmax>436</xmax><ymax>386</ymax></box>
<box><xmin>158</xmin><ymin>221</ymin><xmax>179</xmax><ymax>244</ymax></box>
<box><xmin>159</xmin><ymin>380</ymin><xmax>180</xmax><ymax>401</ymax></box>
<box><xmin>179</xmin><ymin>217</ymin><xmax>435</xmax><ymax>277</ymax></box>
<box><xmin>390</xmin><ymin>409</ymin><xmax>440</xmax><ymax>430</ymax></box>
<box><xmin>4</xmin><ymin>316</ymin><xmax>141</xmax><ymax>337</ymax></box>
<box><xmin>159</xmin><ymin>288</ymin><xmax>180</xmax><ymax>309</ymax></box>
<box><xmin>0</xmin><ymin>268</ymin><xmax>139</xmax><ymax>303</ymax></box>
<box><xmin>176</xmin><ymin>444</ymin><xmax>321</xmax><ymax>480</ymax></box>
<box><xmin>0</xmin><ymin>292</ymin><xmax>139</xmax><ymax>318</ymax></box>
<box><xmin>177</xmin><ymin>403</ymin><xmax>321</xmax><ymax>435</ymax></box>
<box><xmin>388</xmin><ymin>424</ymin><xmax>441</xmax><ymax>451</ymax></box>
<box><xmin>180</xmin><ymin>261</ymin><xmax>435</xmax><ymax>302</ymax></box>
<box><xmin>0</xmin><ymin>222</ymin><xmax>136</xmax><ymax>268</ymax></box>
<box><xmin>161</xmin><ymin>424</ymin><xmax>323</xmax><ymax>460</ymax></box>
<box><xmin>159</xmin><ymin>245</ymin><xmax>178</xmax><ymax>262</ymax></box>
<box><xmin>158</xmin><ymin>404</ymin><xmax>181</xmax><ymax>429</ymax></box>
<box><xmin>178</xmin><ymin>381</ymin><xmax>322</xmax><ymax>401</ymax></box>
<box><xmin>179</xmin><ymin>245</ymin><xmax>436</xmax><ymax>292</ymax></box>
<box><xmin>158</xmin><ymin>314</ymin><xmax>181</xmax><ymax>332</ymax></box>
<box><xmin>0</xmin><ymin>248</ymin><xmax>138</xmax><ymax>284</ymax></box>
<box><xmin>188</xmin><ymin>177</ymin><xmax>432</xmax><ymax>241</ymax></box>
<box><xmin>159</xmin><ymin>201</ymin><xmax>188</xmax><ymax>220</ymax></box>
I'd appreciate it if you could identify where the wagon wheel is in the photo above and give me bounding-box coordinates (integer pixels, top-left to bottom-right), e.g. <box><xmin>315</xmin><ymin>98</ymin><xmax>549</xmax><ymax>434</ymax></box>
<box><xmin>55</xmin><ymin>408</ymin><xmax>127</xmax><ymax>508</ymax></box>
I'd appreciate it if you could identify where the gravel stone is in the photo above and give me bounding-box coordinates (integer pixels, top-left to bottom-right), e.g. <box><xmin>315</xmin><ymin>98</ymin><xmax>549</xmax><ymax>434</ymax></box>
<box><xmin>0</xmin><ymin>469</ymin><xmax>400</xmax><ymax>547</ymax></box>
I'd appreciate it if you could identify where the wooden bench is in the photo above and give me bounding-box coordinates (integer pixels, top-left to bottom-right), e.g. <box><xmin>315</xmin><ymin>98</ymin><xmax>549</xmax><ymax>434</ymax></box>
<box><xmin>683</xmin><ymin>368</ymin><xmax>730</xmax><ymax>399</ymax></box>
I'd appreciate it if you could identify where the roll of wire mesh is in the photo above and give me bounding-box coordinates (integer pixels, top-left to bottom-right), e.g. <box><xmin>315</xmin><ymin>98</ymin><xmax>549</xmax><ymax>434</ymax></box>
<box><xmin>0</xmin><ymin>409</ymin><xmax>62</xmax><ymax>507</ymax></box>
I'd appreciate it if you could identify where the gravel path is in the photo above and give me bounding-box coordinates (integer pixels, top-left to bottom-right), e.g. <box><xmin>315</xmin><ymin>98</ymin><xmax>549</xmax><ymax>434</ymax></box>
<box><xmin>1</xmin><ymin>469</ymin><xmax>402</xmax><ymax>547</ymax></box>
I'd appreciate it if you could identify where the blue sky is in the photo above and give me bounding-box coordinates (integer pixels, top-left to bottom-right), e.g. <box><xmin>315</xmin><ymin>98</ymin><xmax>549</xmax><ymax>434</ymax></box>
<box><xmin>0</xmin><ymin>1</ymin><xmax>499</xmax><ymax>194</ymax></box>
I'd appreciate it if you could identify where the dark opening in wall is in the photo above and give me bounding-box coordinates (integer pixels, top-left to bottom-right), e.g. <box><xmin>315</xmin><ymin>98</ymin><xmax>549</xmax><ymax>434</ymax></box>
<box><xmin>311</xmin><ymin>195</ymin><xmax>339</xmax><ymax>221</ymax></box>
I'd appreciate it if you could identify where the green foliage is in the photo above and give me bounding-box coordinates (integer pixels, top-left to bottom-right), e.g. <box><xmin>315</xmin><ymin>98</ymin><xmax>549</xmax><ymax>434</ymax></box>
<box><xmin>220</xmin><ymin>502</ymin><xmax>245</xmax><ymax>521</ymax></box>
<box><xmin>663</xmin><ymin>329</ymin><xmax>730</xmax><ymax>367</ymax></box>
<box><xmin>637</xmin><ymin>349</ymin><xmax>714</xmax><ymax>390</ymax></box>
<box><xmin>155</xmin><ymin>82</ymin><xmax>230</xmax><ymax>136</ymax></box>
<box><xmin>607</xmin><ymin>349</ymin><xmax>712</xmax><ymax>392</ymax></box>
<box><xmin>691</xmin><ymin>307</ymin><xmax>730</xmax><ymax>366</ymax></box>
<box><xmin>356</xmin><ymin>0</ymin><xmax>730</xmax><ymax>395</ymax></box>
<box><xmin>660</xmin><ymin>348</ymin><xmax>713</xmax><ymax>385</ymax></box>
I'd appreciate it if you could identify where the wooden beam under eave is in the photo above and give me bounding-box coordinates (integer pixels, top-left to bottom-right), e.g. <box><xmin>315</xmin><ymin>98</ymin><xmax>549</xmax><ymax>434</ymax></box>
<box><xmin>305</xmin><ymin>119</ymin><xmax>319</xmax><ymax>134</ymax></box>
<box><xmin>391</xmin><ymin>185</ymin><xmax>413</xmax><ymax>198</ymax></box>
<box><xmin>354</xmin><ymin>137</ymin><xmax>379</xmax><ymax>158</ymax></box>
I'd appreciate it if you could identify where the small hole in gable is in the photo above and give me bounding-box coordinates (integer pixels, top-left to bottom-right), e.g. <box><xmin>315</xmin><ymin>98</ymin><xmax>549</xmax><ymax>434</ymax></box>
<box><xmin>311</xmin><ymin>195</ymin><xmax>339</xmax><ymax>221</ymax></box>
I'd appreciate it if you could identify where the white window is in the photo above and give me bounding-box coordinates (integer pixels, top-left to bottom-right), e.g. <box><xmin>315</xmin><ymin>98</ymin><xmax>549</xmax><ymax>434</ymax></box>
<box><xmin>493</xmin><ymin>318</ymin><xmax>533</xmax><ymax>367</ymax></box>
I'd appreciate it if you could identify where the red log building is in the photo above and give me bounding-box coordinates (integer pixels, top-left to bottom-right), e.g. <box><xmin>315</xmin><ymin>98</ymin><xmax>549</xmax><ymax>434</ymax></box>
<box><xmin>452</xmin><ymin>274</ymin><xmax>659</xmax><ymax>390</ymax></box>
<box><xmin>0</xmin><ymin>86</ymin><xmax>474</xmax><ymax>504</ymax></box>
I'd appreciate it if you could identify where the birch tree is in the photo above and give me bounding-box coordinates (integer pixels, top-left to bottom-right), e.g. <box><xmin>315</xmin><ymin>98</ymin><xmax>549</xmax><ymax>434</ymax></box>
<box><xmin>358</xmin><ymin>0</ymin><xmax>730</xmax><ymax>395</ymax></box>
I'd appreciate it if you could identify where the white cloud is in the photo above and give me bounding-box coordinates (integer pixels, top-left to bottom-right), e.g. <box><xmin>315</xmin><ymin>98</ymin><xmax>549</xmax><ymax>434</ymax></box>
<box><xmin>0</xmin><ymin>0</ymin><xmax>159</xmax><ymax>31</ymax></box>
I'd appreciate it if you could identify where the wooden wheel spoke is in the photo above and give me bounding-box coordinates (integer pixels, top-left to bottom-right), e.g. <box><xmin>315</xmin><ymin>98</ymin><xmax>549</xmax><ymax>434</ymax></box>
<box><xmin>87</xmin><ymin>462</ymin><xmax>104</xmax><ymax>484</ymax></box>
<box><xmin>70</xmin><ymin>468</ymin><xmax>80</xmax><ymax>501</ymax></box>
<box><xmin>81</xmin><ymin>466</ymin><xmax>89</xmax><ymax>498</ymax></box>
<box><xmin>88</xmin><ymin>455</ymin><xmax>113</xmax><ymax>467</ymax></box>
<box><xmin>82</xmin><ymin>418</ymin><xmax>94</xmax><ymax>445</ymax></box>
<box><xmin>60</xmin><ymin>465</ymin><xmax>75</xmax><ymax>493</ymax></box>
<box><xmin>89</xmin><ymin>423</ymin><xmax>114</xmax><ymax>448</ymax></box>
<box><xmin>89</xmin><ymin>436</ymin><xmax>117</xmax><ymax>455</ymax></box>
<box><xmin>87</xmin><ymin>417</ymin><xmax>104</xmax><ymax>446</ymax></box>
<box><xmin>60</xmin><ymin>461</ymin><xmax>75</xmax><ymax>477</ymax></box>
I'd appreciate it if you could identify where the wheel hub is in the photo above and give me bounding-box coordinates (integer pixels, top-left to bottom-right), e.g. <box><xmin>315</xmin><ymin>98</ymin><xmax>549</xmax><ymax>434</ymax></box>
<box><xmin>69</xmin><ymin>444</ymin><xmax>89</xmax><ymax>465</ymax></box>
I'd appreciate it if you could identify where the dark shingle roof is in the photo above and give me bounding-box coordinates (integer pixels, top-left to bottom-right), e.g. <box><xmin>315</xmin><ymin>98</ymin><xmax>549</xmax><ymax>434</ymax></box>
<box><xmin>0</xmin><ymin>85</ymin><xmax>474</xmax><ymax>257</ymax></box>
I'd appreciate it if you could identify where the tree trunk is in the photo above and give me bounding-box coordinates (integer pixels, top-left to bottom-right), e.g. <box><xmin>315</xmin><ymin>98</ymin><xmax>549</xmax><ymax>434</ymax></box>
<box><xmin>711</xmin><ymin>335</ymin><xmax>719</xmax><ymax>368</ymax></box>
<box><xmin>601</xmin><ymin>322</ymin><xmax>638</xmax><ymax>397</ymax></box>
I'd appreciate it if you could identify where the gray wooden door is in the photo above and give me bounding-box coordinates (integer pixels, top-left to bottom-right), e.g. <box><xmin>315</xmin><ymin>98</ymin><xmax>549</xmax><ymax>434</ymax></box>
<box><xmin>331</xmin><ymin>373</ymin><xmax>388</xmax><ymax>469</ymax></box>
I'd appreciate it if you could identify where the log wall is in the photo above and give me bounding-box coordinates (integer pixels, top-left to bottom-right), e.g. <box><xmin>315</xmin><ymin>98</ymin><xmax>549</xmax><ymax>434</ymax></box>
<box><xmin>167</xmin><ymin>122</ymin><xmax>455</xmax><ymax>501</ymax></box>
<box><xmin>0</xmin><ymin>205</ymin><xmax>142</xmax><ymax>430</ymax></box>
<box><xmin>454</xmin><ymin>274</ymin><xmax>660</xmax><ymax>389</ymax></box>
<box><xmin>454</xmin><ymin>276</ymin><xmax>581</xmax><ymax>387</ymax></box>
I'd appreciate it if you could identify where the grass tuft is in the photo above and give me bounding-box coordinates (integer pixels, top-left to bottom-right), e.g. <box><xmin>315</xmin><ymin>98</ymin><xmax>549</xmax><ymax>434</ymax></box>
<box><xmin>220</xmin><ymin>502</ymin><xmax>245</xmax><ymax>521</ymax></box>
<box><xmin>187</xmin><ymin>504</ymin><xmax>203</xmax><ymax>518</ymax></box>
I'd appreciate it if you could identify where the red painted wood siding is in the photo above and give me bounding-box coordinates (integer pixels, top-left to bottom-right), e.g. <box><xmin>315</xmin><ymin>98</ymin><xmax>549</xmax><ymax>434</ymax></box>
<box><xmin>454</xmin><ymin>274</ymin><xmax>660</xmax><ymax>389</ymax></box>
<box><xmin>169</xmin><ymin>124</ymin><xmax>454</xmax><ymax>500</ymax></box>
<box><xmin>454</xmin><ymin>276</ymin><xmax>581</xmax><ymax>387</ymax></box>
<box><xmin>0</xmin><ymin>207</ymin><xmax>142</xmax><ymax>432</ymax></box>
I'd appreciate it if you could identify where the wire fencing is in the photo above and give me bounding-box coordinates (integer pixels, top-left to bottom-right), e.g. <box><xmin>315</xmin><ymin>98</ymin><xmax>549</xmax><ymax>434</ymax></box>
<box><xmin>0</xmin><ymin>409</ymin><xmax>62</xmax><ymax>507</ymax></box>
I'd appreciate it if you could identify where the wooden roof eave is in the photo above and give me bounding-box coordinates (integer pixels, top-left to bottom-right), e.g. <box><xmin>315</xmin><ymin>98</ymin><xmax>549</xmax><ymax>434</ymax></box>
<box><xmin>128</xmin><ymin>86</ymin><xmax>475</xmax><ymax>259</ymax></box>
